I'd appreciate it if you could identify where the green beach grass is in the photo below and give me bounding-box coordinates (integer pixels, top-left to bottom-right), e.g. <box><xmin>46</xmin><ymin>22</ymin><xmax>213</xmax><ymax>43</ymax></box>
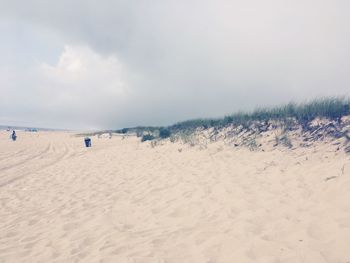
<box><xmin>116</xmin><ymin>97</ymin><xmax>350</xmax><ymax>141</ymax></box>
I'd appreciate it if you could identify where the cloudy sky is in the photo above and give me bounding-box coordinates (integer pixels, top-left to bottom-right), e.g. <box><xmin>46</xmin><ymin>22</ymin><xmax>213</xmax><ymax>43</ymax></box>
<box><xmin>1</xmin><ymin>0</ymin><xmax>349</xmax><ymax>129</ymax></box>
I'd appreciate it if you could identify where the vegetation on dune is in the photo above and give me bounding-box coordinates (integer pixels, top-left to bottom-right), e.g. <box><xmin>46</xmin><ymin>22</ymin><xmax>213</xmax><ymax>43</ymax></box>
<box><xmin>115</xmin><ymin>97</ymin><xmax>350</xmax><ymax>142</ymax></box>
<box><xmin>159</xmin><ymin>127</ymin><xmax>171</xmax><ymax>139</ymax></box>
<box><xmin>171</xmin><ymin>97</ymin><xmax>350</xmax><ymax>132</ymax></box>
<box><xmin>117</xmin><ymin>126</ymin><xmax>161</xmax><ymax>137</ymax></box>
<box><xmin>141</xmin><ymin>134</ymin><xmax>156</xmax><ymax>142</ymax></box>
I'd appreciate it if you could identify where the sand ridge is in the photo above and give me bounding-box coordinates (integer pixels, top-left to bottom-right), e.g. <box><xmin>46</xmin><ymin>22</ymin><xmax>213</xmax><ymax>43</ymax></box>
<box><xmin>0</xmin><ymin>131</ymin><xmax>350</xmax><ymax>262</ymax></box>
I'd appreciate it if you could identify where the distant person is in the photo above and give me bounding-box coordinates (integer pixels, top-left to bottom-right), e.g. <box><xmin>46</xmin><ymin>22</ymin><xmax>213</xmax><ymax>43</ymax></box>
<box><xmin>11</xmin><ymin>130</ymin><xmax>17</xmax><ymax>141</ymax></box>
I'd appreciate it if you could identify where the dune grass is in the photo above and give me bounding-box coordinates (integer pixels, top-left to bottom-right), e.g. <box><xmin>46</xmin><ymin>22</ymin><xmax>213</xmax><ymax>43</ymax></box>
<box><xmin>170</xmin><ymin>97</ymin><xmax>350</xmax><ymax>132</ymax></box>
<box><xmin>115</xmin><ymin>97</ymin><xmax>350</xmax><ymax>140</ymax></box>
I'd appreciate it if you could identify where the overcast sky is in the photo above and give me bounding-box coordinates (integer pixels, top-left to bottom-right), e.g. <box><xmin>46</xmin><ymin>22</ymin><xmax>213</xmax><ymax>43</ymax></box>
<box><xmin>0</xmin><ymin>0</ymin><xmax>349</xmax><ymax>130</ymax></box>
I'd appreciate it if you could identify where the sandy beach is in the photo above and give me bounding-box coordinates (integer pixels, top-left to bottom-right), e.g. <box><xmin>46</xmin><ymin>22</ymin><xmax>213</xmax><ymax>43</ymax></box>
<box><xmin>0</xmin><ymin>131</ymin><xmax>349</xmax><ymax>262</ymax></box>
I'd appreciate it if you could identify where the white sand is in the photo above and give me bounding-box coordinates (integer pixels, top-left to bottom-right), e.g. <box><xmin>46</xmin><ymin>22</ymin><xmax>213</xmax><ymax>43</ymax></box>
<box><xmin>0</xmin><ymin>131</ymin><xmax>349</xmax><ymax>262</ymax></box>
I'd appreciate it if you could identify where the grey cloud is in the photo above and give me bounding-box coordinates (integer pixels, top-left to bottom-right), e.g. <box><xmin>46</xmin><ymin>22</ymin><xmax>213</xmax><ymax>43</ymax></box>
<box><xmin>0</xmin><ymin>0</ymin><xmax>350</xmax><ymax>129</ymax></box>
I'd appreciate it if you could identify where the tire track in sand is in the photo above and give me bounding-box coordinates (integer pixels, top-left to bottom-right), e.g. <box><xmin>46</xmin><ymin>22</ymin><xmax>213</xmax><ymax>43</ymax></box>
<box><xmin>0</xmin><ymin>142</ymin><xmax>72</xmax><ymax>188</ymax></box>
<box><xmin>0</xmin><ymin>143</ymin><xmax>52</xmax><ymax>173</ymax></box>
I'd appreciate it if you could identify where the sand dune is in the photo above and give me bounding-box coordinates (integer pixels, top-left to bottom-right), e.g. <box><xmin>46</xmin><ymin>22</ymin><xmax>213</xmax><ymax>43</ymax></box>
<box><xmin>0</xmin><ymin>131</ymin><xmax>350</xmax><ymax>262</ymax></box>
